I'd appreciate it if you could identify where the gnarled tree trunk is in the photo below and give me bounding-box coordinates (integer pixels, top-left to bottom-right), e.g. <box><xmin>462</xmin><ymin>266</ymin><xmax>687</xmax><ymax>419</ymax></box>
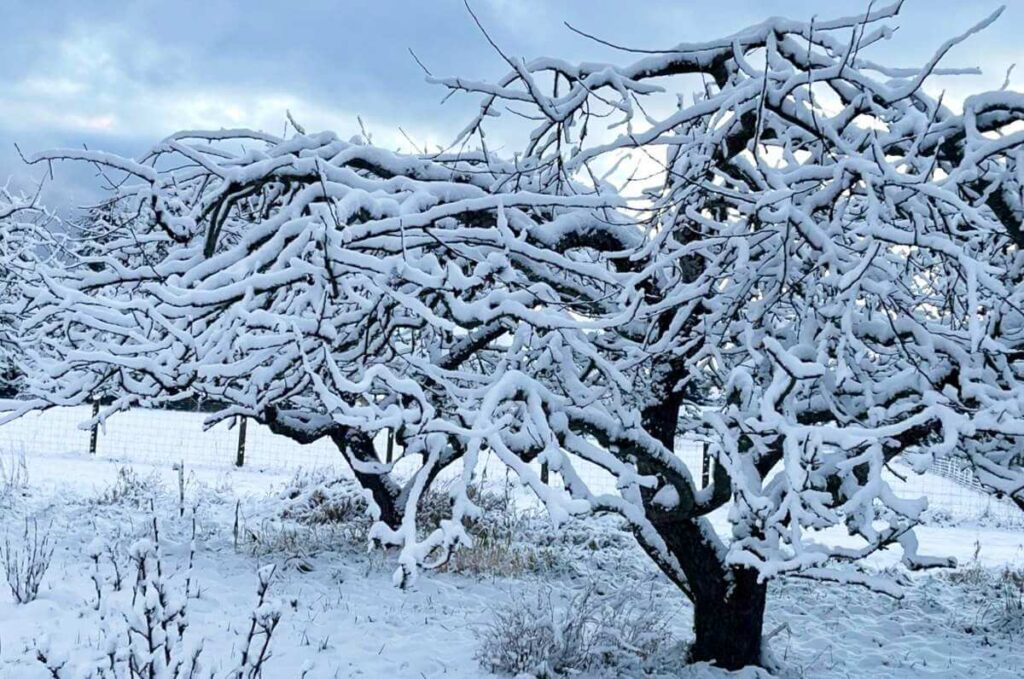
<box><xmin>688</xmin><ymin>562</ymin><xmax>767</xmax><ymax>669</ymax></box>
<box><xmin>639</xmin><ymin>516</ymin><xmax>767</xmax><ymax>670</ymax></box>
<box><xmin>632</xmin><ymin>386</ymin><xmax>768</xmax><ymax>670</ymax></box>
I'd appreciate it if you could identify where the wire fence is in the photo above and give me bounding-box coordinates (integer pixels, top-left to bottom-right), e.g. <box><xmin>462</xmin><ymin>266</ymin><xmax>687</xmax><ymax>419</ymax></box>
<box><xmin>0</xmin><ymin>403</ymin><xmax>1019</xmax><ymax>527</ymax></box>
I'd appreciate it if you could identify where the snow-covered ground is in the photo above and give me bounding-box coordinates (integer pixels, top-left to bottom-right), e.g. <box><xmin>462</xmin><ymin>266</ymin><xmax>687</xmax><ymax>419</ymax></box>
<box><xmin>1</xmin><ymin>445</ymin><xmax>1022</xmax><ymax>678</ymax></box>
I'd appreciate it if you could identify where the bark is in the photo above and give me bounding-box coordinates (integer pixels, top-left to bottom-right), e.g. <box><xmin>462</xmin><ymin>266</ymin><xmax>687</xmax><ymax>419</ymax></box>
<box><xmin>635</xmin><ymin>516</ymin><xmax>767</xmax><ymax>670</ymax></box>
<box><xmin>263</xmin><ymin>406</ymin><xmax>404</xmax><ymax>529</ymax></box>
<box><xmin>327</xmin><ymin>428</ymin><xmax>403</xmax><ymax>530</ymax></box>
<box><xmin>632</xmin><ymin>383</ymin><xmax>768</xmax><ymax>670</ymax></box>
<box><xmin>689</xmin><ymin>568</ymin><xmax>767</xmax><ymax>669</ymax></box>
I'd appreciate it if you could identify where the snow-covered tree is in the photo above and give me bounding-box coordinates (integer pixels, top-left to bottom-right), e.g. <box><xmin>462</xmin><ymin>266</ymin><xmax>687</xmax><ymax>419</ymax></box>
<box><xmin>13</xmin><ymin>3</ymin><xmax>1024</xmax><ymax>671</ymax></box>
<box><xmin>0</xmin><ymin>186</ymin><xmax>53</xmax><ymax>398</ymax></box>
<box><xmin>11</xmin><ymin>127</ymin><xmax>625</xmax><ymax>537</ymax></box>
<box><xmin>421</xmin><ymin>2</ymin><xmax>1024</xmax><ymax>668</ymax></box>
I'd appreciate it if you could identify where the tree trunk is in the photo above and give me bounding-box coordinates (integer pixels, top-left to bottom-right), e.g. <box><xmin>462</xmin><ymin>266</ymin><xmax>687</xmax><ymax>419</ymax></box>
<box><xmin>328</xmin><ymin>429</ymin><xmax>403</xmax><ymax>529</ymax></box>
<box><xmin>634</xmin><ymin>516</ymin><xmax>767</xmax><ymax>670</ymax></box>
<box><xmin>633</xmin><ymin>395</ymin><xmax>768</xmax><ymax>670</ymax></box>
<box><xmin>688</xmin><ymin>566</ymin><xmax>767</xmax><ymax>669</ymax></box>
<box><xmin>261</xmin><ymin>406</ymin><xmax>407</xmax><ymax>529</ymax></box>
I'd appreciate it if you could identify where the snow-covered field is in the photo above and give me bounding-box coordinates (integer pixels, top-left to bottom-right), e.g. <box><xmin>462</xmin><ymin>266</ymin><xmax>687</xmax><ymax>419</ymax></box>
<box><xmin>1</xmin><ymin>442</ymin><xmax>1023</xmax><ymax>678</ymax></box>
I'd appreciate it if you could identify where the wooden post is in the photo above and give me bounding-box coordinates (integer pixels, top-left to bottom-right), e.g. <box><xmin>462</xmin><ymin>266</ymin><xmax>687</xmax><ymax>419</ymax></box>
<box><xmin>235</xmin><ymin>416</ymin><xmax>248</xmax><ymax>467</ymax></box>
<box><xmin>88</xmin><ymin>399</ymin><xmax>100</xmax><ymax>455</ymax></box>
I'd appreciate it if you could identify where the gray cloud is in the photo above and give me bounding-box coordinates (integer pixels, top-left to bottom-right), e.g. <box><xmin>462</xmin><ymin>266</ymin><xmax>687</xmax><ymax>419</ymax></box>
<box><xmin>0</xmin><ymin>0</ymin><xmax>1017</xmax><ymax>206</ymax></box>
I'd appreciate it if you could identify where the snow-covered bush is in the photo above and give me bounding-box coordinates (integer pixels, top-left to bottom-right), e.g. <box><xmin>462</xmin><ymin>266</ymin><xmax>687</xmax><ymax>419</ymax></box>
<box><xmin>92</xmin><ymin>466</ymin><xmax>165</xmax><ymax>507</ymax></box>
<box><xmin>36</xmin><ymin>514</ymin><xmax>282</xmax><ymax>678</ymax></box>
<box><xmin>279</xmin><ymin>469</ymin><xmax>369</xmax><ymax>527</ymax></box>
<box><xmin>121</xmin><ymin>532</ymin><xmax>203</xmax><ymax>677</ymax></box>
<box><xmin>1</xmin><ymin>517</ymin><xmax>54</xmax><ymax>604</ymax></box>
<box><xmin>279</xmin><ymin>471</ymin><xmax>557</xmax><ymax>576</ymax></box>
<box><xmin>437</xmin><ymin>490</ymin><xmax>560</xmax><ymax>578</ymax></box>
<box><xmin>991</xmin><ymin>569</ymin><xmax>1024</xmax><ymax>636</ymax></box>
<box><xmin>951</xmin><ymin>564</ymin><xmax>1024</xmax><ymax>637</ymax></box>
<box><xmin>229</xmin><ymin>564</ymin><xmax>283</xmax><ymax>678</ymax></box>
<box><xmin>476</xmin><ymin>583</ymin><xmax>678</xmax><ymax>678</ymax></box>
<box><xmin>88</xmin><ymin>535</ymin><xmax>128</xmax><ymax>611</ymax></box>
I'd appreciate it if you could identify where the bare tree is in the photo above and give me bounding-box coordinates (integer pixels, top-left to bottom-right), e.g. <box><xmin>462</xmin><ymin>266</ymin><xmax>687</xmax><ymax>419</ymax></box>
<box><xmin>11</xmin><ymin>127</ymin><xmax>623</xmax><ymax>543</ymax></box>
<box><xmin>0</xmin><ymin>185</ymin><xmax>53</xmax><ymax>398</ymax></box>
<box><xmin>422</xmin><ymin>2</ymin><xmax>1024</xmax><ymax>667</ymax></box>
<box><xmin>12</xmin><ymin>3</ymin><xmax>1024</xmax><ymax>671</ymax></box>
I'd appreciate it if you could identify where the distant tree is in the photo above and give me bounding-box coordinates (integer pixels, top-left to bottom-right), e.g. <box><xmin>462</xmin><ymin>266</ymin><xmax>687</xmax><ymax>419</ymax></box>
<box><xmin>0</xmin><ymin>186</ymin><xmax>53</xmax><ymax>398</ymax></box>
<box><xmin>14</xmin><ymin>3</ymin><xmax>1024</xmax><ymax>672</ymax></box>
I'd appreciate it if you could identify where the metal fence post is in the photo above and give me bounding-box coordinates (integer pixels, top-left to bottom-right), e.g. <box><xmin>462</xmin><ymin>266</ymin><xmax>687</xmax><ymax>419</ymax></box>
<box><xmin>701</xmin><ymin>445</ymin><xmax>712</xmax><ymax>488</ymax></box>
<box><xmin>385</xmin><ymin>428</ymin><xmax>395</xmax><ymax>464</ymax></box>
<box><xmin>89</xmin><ymin>399</ymin><xmax>100</xmax><ymax>455</ymax></box>
<box><xmin>235</xmin><ymin>416</ymin><xmax>248</xmax><ymax>467</ymax></box>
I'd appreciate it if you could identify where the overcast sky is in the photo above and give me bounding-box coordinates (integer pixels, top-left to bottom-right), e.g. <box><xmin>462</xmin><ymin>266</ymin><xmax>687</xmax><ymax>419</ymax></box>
<box><xmin>1</xmin><ymin>0</ymin><xmax>1018</xmax><ymax>205</ymax></box>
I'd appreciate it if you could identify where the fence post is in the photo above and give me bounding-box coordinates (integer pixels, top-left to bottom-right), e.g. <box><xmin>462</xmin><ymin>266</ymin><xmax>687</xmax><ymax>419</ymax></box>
<box><xmin>89</xmin><ymin>399</ymin><xmax>100</xmax><ymax>455</ymax></box>
<box><xmin>701</xmin><ymin>445</ymin><xmax>712</xmax><ymax>488</ymax></box>
<box><xmin>235</xmin><ymin>416</ymin><xmax>248</xmax><ymax>467</ymax></box>
<box><xmin>541</xmin><ymin>461</ymin><xmax>549</xmax><ymax>484</ymax></box>
<box><xmin>385</xmin><ymin>428</ymin><xmax>395</xmax><ymax>464</ymax></box>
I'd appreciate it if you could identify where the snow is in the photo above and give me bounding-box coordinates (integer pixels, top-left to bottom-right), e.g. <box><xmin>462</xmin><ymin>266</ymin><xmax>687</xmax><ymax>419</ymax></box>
<box><xmin>1</xmin><ymin>445</ymin><xmax>1023</xmax><ymax>677</ymax></box>
<box><xmin>5</xmin><ymin>3</ymin><xmax>1024</xmax><ymax>675</ymax></box>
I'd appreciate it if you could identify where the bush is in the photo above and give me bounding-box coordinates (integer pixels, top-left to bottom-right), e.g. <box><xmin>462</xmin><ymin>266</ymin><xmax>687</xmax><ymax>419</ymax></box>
<box><xmin>1</xmin><ymin>517</ymin><xmax>55</xmax><ymax>603</ymax></box>
<box><xmin>36</xmin><ymin>514</ymin><xmax>283</xmax><ymax>678</ymax></box>
<box><xmin>279</xmin><ymin>473</ymin><xmax>628</xmax><ymax>579</ymax></box>
<box><xmin>0</xmin><ymin>450</ymin><xmax>29</xmax><ymax>503</ymax></box>
<box><xmin>443</xmin><ymin>532</ymin><xmax>559</xmax><ymax>578</ymax></box>
<box><xmin>476</xmin><ymin>582</ymin><xmax>678</xmax><ymax>678</ymax></box>
<box><xmin>984</xmin><ymin>568</ymin><xmax>1024</xmax><ymax>635</ymax></box>
<box><xmin>92</xmin><ymin>466</ymin><xmax>164</xmax><ymax>507</ymax></box>
<box><xmin>279</xmin><ymin>469</ymin><xmax>369</xmax><ymax>526</ymax></box>
<box><xmin>438</xmin><ymin>491</ymin><xmax>560</xmax><ymax>578</ymax></box>
<box><xmin>946</xmin><ymin>553</ymin><xmax>1024</xmax><ymax>638</ymax></box>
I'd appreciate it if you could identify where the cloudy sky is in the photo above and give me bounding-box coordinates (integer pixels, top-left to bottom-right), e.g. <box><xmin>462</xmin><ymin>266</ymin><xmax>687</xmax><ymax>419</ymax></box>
<box><xmin>1</xmin><ymin>0</ymin><xmax>1018</xmax><ymax>204</ymax></box>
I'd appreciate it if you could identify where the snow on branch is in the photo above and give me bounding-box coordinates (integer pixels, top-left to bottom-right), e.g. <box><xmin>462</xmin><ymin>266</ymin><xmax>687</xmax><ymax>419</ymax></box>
<box><xmin>17</xmin><ymin>4</ymin><xmax>1024</xmax><ymax>599</ymax></box>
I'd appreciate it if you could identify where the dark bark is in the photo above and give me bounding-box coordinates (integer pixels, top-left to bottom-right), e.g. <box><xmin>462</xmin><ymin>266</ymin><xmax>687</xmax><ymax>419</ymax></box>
<box><xmin>689</xmin><ymin>566</ymin><xmax>767</xmax><ymax>669</ymax></box>
<box><xmin>633</xmin><ymin>514</ymin><xmax>767</xmax><ymax>670</ymax></box>
<box><xmin>631</xmin><ymin>383</ymin><xmax>768</xmax><ymax>670</ymax></box>
<box><xmin>263</xmin><ymin>406</ymin><xmax>404</xmax><ymax>529</ymax></box>
<box><xmin>327</xmin><ymin>427</ymin><xmax>403</xmax><ymax>530</ymax></box>
<box><xmin>672</xmin><ymin>521</ymin><xmax>766</xmax><ymax>669</ymax></box>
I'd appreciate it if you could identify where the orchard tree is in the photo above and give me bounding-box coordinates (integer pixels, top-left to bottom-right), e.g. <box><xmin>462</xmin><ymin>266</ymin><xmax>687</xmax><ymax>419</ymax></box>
<box><xmin>11</xmin><ymin>127</ymin><xmax>628</xmax><ymax>539</ymax></box>
<box><xmin>0</xmin><ymin>186</ymin><xmax>54</xmax><ymax>398</ymax></box>
<box><xmin>12</xmin><ymin>2</ymin><xmax>1024</xmax><ymax>673</ymax></box>
<box><xmin>424</xmin><ymin>1</ymin><xmax>1024</xmax><ymax>668</ymax></box>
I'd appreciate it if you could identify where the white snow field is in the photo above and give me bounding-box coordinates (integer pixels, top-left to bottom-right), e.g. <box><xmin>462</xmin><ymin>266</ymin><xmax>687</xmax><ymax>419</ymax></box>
<box><xmin>0</xmin><ymin>409</ymin><xmax>1022</xmax><ymax>678</ymax></box>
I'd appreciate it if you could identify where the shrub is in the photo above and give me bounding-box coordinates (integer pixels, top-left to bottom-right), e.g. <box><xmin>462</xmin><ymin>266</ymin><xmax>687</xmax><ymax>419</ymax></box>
<box><xmin>476</xmin><ymin>582</ymin><xmax>678</xmax><ymax>677</ymax></box>
<box><xmin>1</xmin><ymin>517</ymin><xmax>55</xmax><ymax>603</ymax></box>
<box><xmin>279</xmin><ymin>469</ymin><xmax>370</xmax><ymax>524</ymax></box>
<box><xmin>0</xmin><ymin>450</ymin><xmax>29</xmax><ymax>503</ymax></box>
<box><xmin>984</xmin><ymin>568</ymin><xmax>1024</xmax><ymax>636</ymax></box>
<box><xmin>92</xmin><ymin>466</ymin><xmax>164</xmax><ymax>507</ymax></box>
<box><xmin>35</xmin><ymin>514</ymin><xmax>283</xmax><ymax>678</ymax></box>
